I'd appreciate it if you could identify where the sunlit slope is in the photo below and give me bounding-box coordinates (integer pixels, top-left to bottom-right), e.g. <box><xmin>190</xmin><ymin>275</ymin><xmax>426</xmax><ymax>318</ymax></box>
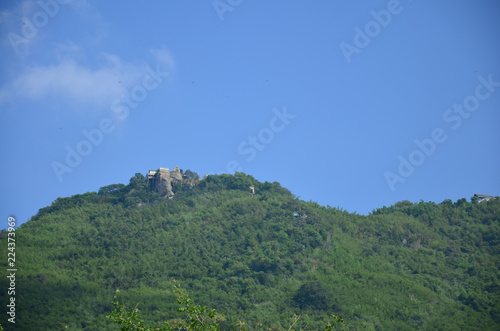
<box><xmin>1</xmin><ymin>172</ymin><xmax>498</xmax><ymax>330</ymax></box>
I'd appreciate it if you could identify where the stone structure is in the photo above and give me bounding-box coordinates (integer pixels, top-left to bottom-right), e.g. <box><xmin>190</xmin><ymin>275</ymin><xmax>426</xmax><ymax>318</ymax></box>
<box><xmin>474</xmin><ymin>193</ymin><xmax>496</xmax><ymax>203</ymax></box>
<box><xmin>147</xmin><ymin>167</ymin><xmax>184</xmax><ymax>199</ymax></box>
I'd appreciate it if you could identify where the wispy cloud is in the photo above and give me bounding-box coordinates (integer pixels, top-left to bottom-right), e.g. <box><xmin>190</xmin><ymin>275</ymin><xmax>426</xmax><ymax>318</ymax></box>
<box><xmin>1</xmin><ymin>1</ymin><xmax>174</xmax><ymax>112</ymax></box>
<box><xmin>1</xmin><ymin>0</ymin><xmax>74</xmax><ymax>55</ymax></box>
<box><xmin>12</xmin><ymin>59</ymin><xmax>127</xmax><ymax>105</ymax></box>
<box><xmin>150</xmin><ymin>46</ymin><xmax>175</xmax><ymax>72</ymax></box>
<box><xmin>1</xmin><ymin>45</ymin><xmax>175</xmax><ymax>111</ymax></box>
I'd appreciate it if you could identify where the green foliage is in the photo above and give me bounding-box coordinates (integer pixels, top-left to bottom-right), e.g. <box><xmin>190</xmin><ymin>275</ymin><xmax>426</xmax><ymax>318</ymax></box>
<box><xmin>108</xmin><ymin>281</ymin><xmax>221</xmax><ymax>331</ymax></box>
<box><xmin>108</xmin><ymin>282</ymin><xmax>344</xmax><ymax>331</ymax></box>
<box><xmin>293</xmin><ymin>281</ymin><xmax>334</xmax><ymax>311</ymax></box>
<box><xmin>0</xmin><ymin>171</ymin><xmax>498</xmax><ymax>330</ymax></box>
<box><xmin>184</xmin><ymin>169</ymin><xmax>200</xmax><ymax>180</ymax></box>
<box><xmin>99</xmin><ymin>184</ymin><xmax>126</xmax><ymax>196</ymax></box>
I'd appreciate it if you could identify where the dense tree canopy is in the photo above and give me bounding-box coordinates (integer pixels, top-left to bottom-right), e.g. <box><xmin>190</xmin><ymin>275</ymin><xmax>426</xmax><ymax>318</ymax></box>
<box><xmin>0</xmin><ymin>171</ymin><xmax>498</xmax><ymax>330</ymax></box>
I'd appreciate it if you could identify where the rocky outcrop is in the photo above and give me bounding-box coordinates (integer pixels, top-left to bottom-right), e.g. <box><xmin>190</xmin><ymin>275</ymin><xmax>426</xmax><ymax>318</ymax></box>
<box><xmin>170</xmin><ymin>168</ymin><xmax>183</xmax><ymax>181</ymax></box>
<box><xmin>148</xmin><ymin>167</ymin><xmax>183</xmax><ymax>199</ymax></box>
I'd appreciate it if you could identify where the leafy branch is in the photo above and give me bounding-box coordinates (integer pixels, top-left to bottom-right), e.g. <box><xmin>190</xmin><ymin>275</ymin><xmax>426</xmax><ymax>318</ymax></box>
<box><xmin>108</xmin><ymin>281</ymin><xmax>344</xmax><ymax>330</ymax></box>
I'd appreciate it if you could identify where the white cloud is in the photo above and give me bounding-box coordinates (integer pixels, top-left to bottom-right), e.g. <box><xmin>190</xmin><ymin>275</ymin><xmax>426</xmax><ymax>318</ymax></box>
<box><xmin>0</xmin><ymin>0</ymin><xmax>175</xmax><ymax>112</ymax></box>
<box><xmin>11</xmin><ymin>59</ymin><xmax>126</xmax><ymax>105</ymax></box>
<box><xmin>1</xmin><ymin>0</ymin><xmax>102</xmax><ymax>56</ymax></box>
<box><xmin>1</xmin><ymin>0</ymin><xmax>69</xmax><ymax>55</ymax></box>
<box><xmin>150</xmin><ymin>46</ymin><xmax>175</xmax><ymax>73</ymax></box>
<box><xmin>1</xmin><ymin>45</ymin><xmax>175</xmax><ymax>111</ymax></box>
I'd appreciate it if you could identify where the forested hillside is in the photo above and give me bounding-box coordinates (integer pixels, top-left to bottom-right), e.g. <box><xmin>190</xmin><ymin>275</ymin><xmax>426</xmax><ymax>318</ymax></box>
<box><xmin>0</xmin><ymin>172</ymin><xmax>498</xmax><ymax>330</ymax></box>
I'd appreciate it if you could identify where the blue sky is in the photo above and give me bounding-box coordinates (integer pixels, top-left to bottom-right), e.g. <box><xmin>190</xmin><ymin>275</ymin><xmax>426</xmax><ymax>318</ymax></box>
<box><xmin>1</xmin><ymin>0</ymin><xmax>499</xmax><ymax>228</ymax></box>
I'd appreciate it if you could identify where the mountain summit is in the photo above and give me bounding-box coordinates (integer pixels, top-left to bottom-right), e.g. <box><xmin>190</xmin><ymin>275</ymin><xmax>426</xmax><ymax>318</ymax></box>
<box><xmin>1</xmin><ymin>171</ymin><xmax>498</xmax><ymax>330</ymax></box>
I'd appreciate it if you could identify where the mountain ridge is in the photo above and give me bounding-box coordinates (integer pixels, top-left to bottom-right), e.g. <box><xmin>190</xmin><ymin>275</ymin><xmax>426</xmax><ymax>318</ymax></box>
<box><xmin>1</xmin><ymin>171</ymin><xmax>498</xmax><ymax>330</ymax></box>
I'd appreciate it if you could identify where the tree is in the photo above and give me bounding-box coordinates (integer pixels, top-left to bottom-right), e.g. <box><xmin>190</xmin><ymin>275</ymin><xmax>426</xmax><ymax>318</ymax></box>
<box><xmin>293</xmin><ymin>281</ymin><xmax>335</xmax><ymax>311</ymax></box>
<box><xmin>130</xmin><ymin>173</ymin><xmax>146</xmax><ymax>187</ymax></box>
<box><xmin>108</xmin><ymin>281</ymin><xmax>345</xmax><ymax>330</ymax></box>
<box><xmin>98</xmin><ymin>184</ymin><xmax>125</xmax><ymax>196</ymax></box>
<box><xmin>184</xmin><ymin>169</ymin><xmax>199</xmax><ymax>180</ymax></box>
<box><xmin>108</xmin><ymin>281</ymin><xmax>221</xmax><ymax>331</ymax></box>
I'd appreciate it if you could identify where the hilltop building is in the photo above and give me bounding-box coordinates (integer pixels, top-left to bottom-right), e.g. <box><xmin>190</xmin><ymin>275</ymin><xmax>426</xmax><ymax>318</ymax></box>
<box><xmin>147</xmin><ymin>167</ymin><xmax>183</xmax><ymax>199</ymax></box>
<box><xmin>474</xmin><ymin>193</ymin><xmax>496</xmax><ymax>203</ymax></box>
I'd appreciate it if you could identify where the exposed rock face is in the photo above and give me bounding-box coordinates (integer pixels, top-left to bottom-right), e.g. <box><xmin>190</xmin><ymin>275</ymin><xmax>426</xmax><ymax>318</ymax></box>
<box><xmin>170</xmin><ymin>167</ymin><xmax>183</xmax><ymax>181</ymax></box>
<box><xmin>148</xmin><ymin>167</ymin><xmax>183</xmax><ymax>199</ymax></box>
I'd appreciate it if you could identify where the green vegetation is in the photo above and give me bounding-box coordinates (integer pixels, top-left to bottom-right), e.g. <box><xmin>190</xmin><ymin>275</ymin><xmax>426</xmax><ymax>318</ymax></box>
<box><xmin>0</xmin><ymin>171</ymin><xmax>498</xmax><ymax>330</ymax></box>
<box><xmin>108</xmin><ymin>280</ymin><xmax>344</xmax><ymax>330</ymax></box>
<box><xmin>108</xmin><ymin>281</ymin><xmax>222</xmax><ymax>331</ymax></box>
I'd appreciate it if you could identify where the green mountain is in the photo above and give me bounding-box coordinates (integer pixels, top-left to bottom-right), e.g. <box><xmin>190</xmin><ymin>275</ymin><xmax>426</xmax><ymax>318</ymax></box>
<box><xmin>1</xmin><ymin>171</ymin><xmax>499</xmax><ymax>330</ymax></box>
